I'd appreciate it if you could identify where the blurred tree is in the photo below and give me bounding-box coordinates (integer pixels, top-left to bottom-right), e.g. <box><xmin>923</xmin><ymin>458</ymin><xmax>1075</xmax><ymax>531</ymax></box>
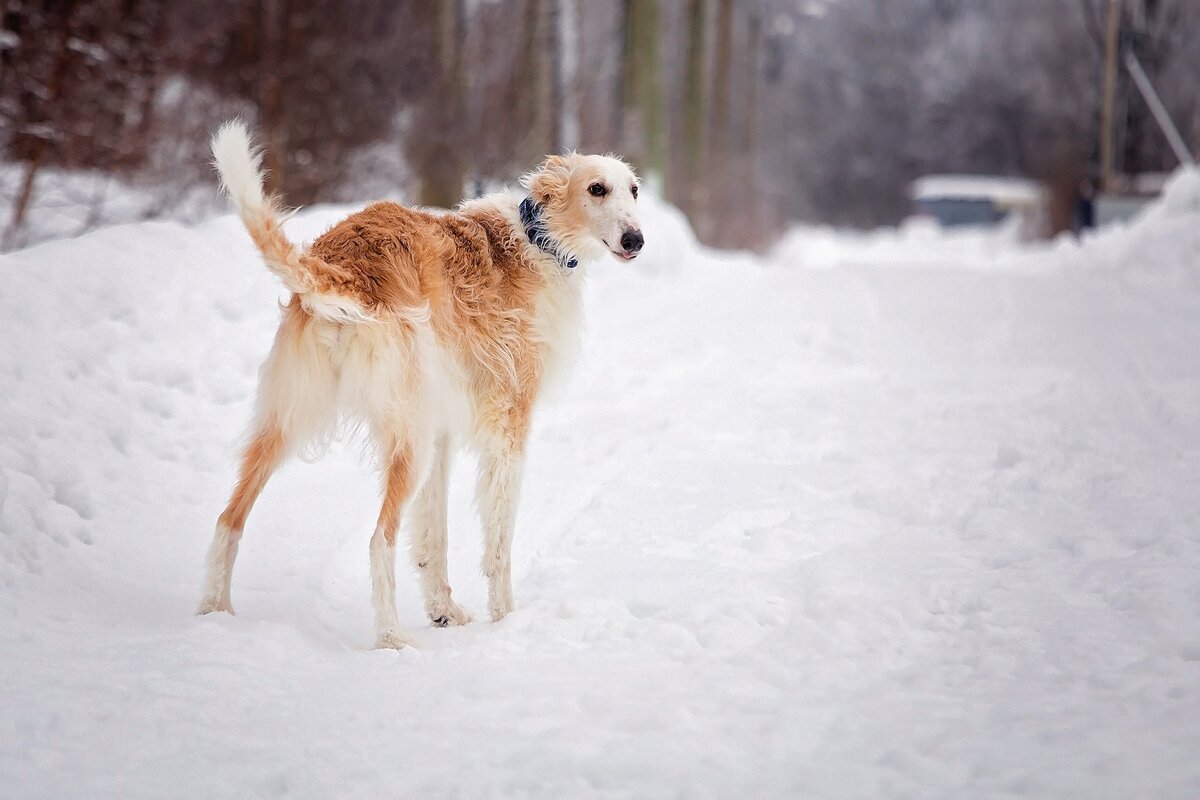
<box><xmin>2</xmin><ymin>0</ymin><xmax>166</xmax><ymax>245</ymax></box>
<box><xmin>704</xmin><ymin>0</ymin><xmax>733</xmax><ymax>242</ymax></box>
<box><xmin>1114</xmin><ymin>0</ymin><xmax>1200</xmax><ymax>175</ymax></box>
<box><xmin>618</xmin><ymin>0</ymin><xmax>665</xmax><ymax>179</ymax></box>
<box><xmin>673</xmin><ymin>0</ymin><xmax>707</xmax><ymax>218</ymax></box>
<box><xmin>169</xmin><ymin>0</ymin><xmax>424</xmax><ymax>205</ymax></box>
<box><xmin>4</xmin><ymin>0</ymin><xmax>1200</xmax><ymax>250</ymax></box>
<box><xmin>257</xmin><ymin>0</ymin><xmax>286</xmax><ymax>196</ymax></box>
<box><xmin>552</xmin><ymin>0</ymin><xmax>581</xmax><ymax>151</ymax></box>
<box><xmin>410</xmin><ymin>0</ymin><xmax>467</xmax><ymax>208</ymax></box>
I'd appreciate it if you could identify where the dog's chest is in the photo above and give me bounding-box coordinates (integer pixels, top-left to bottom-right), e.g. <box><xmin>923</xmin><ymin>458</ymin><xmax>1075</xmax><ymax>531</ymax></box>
<box><xmin>532</xmin><ymin>275</ymin><xmax>585</xmax><ymax>391</ymax></box>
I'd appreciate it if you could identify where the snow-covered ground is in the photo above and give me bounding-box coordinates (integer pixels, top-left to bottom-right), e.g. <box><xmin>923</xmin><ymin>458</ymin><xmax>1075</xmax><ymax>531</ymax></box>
<box><xmin>3</xmin><ymin>176</ymin><xmax>1200</xmax><ymax>799</ymax></box>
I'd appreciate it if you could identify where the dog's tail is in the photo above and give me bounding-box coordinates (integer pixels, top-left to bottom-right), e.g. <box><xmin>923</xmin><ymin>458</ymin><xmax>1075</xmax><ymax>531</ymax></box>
<box><xmin>211</xmin><ymin>120</ymin><xmax>370</xmax><ymax>321</ymax></box>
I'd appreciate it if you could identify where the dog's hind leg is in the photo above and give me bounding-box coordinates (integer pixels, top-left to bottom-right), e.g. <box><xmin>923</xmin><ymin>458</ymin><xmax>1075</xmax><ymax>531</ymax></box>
<box><xmin>199</xmin><ymin>300</ymin><xmax>338</xmax><ymax>617</ymax></box>
<box><xmin>369</xmin><ymin>437</ymin><xmax>427</xmax><ymax>650</ymax></box>
<box><xmin>408</xmin><ymin>433</ymin><xmax>472</xmax><ymax>627</ymax></box>
<box><xmin>199</xmin><ymin>424</ymin><xmax>287</xmax><ymax>615</ymax></box>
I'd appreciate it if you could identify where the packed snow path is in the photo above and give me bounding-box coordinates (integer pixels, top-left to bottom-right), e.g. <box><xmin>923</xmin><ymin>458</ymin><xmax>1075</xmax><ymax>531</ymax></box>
<box><xmin>3</xmin><ymin>187</ymin><xmax>1200</xmax><ymax>798</ymax></box>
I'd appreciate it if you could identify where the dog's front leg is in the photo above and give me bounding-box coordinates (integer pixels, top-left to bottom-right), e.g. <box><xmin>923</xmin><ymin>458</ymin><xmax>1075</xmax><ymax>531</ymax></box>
<box><xmin>409</xmin><ymin>434</ymin><xmax>473</xmax><ymax>627</ymax></box>
<box><xmin>476</xmin><ymin>440</ymin><xmax>525</xmax><ymax>621</ymax></box>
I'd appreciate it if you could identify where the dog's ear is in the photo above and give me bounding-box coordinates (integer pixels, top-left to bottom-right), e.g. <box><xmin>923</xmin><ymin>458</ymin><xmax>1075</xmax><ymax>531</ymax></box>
<box><xmin>523</xmin><ymin>154</ymin><xmax>572</xmax><ymax>209</ymax></box>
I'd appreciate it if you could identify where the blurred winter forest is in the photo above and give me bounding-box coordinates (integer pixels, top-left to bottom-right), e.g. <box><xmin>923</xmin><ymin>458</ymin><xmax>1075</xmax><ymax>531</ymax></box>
<box><xmin>3</xmin><ymin>0</ymin><xmax>1200</xmax><ymax>251</ymax></box>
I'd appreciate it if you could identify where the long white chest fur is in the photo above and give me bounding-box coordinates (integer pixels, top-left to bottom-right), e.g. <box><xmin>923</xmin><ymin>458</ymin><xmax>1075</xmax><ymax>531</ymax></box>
<box><xmin>530</xmin><ymin>262</ymin><xmax>587</xmax><ymax>393</ymax></box>
<box><xmin>418</xmin><ymin>264</ymin><xmax>586</xmax><ymax>448</ymax></box>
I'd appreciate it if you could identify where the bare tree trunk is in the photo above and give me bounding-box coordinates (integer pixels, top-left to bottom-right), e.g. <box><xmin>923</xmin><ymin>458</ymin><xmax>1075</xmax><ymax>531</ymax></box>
<box><xmin>1099</xmin><ymin>0</ymin><xmax>1120</xmax><ymax>190</ymax></box>
<box><xmin>611</xmin><ymin>2</ymin><xmax>625</xmax><ymax>151</ymax></box>
<box><xmin>546</xmin><ymin>0</ymin><xmax>562</xmax><ymax>148</ymax></box>
<box><xmin>259</xmin><ymin>0</ymin><xmax>287</xmax><ymax>198</ymax></box>
<box><xmin>511</xmin><ymin>0</ymin><xmax>545</xmax><ymax>165</ymax></box>
<box><xmin>676</xmin><ymin>0</ymin><xmax>707</xmax><ymax>213</ymax></box>
<box><xmin>619</xmin><ymin>0</ymin><xmax>665</xmax><ymax>178</ymax></box>
<box><xmin>740</xmin><ymin>7</ymin><xmax>761</xmax><ymax>248</ymax></box>
<box><xmin>128</xmin><ymin>0</ymin><xmax>167</xmax><ymax>181</ymax></box>
<box><xmin>555</xmin><ymin>0</ymin><xmax>580</xmax><ymax>151</ymax></box>
<box><xmin>704</xmin><ymin>0</ymin><xmax>733</xmax><ymax>247</ymax></box>
<box><xmin>415</xmin><ymin>0</ymin><xmax>467</xmax><ymax>208</ymax></box>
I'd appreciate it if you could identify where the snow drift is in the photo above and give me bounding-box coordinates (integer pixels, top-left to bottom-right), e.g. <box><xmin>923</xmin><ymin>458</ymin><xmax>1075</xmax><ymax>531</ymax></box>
<box><xmin>2</xmin><ymin>179</ymin><xmax>1200</xmax><ymax>798</ymax></box>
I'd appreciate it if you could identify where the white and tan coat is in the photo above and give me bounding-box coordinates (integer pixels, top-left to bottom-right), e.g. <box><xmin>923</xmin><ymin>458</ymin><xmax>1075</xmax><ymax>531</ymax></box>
<box><xmin>198</xmin><ymin>121</ymin><xmax>643</xmax><ymax>648</ymax></box>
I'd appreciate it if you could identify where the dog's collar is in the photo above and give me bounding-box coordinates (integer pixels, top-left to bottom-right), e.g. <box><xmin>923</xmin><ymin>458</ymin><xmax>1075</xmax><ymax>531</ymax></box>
<box><xmin>519</xmin><ymin>196</ymin><xmax>577</xmax><ymax>270</ymax></box>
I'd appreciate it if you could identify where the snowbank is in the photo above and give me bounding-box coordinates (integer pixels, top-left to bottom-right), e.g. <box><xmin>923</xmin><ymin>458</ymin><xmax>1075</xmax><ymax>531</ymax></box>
<box><xmin>1061</xmin><ymin>167</ymin><xmax>1200</xmax><ymax>288</ymax></box>
<box><xmin>2</xmin><ymin>183</ymin><xmax>1200</xmax><ymax>798</ymax></box>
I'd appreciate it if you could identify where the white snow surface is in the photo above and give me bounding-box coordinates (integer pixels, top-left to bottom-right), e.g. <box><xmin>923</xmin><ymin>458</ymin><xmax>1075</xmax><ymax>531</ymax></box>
<box><xmin>3</xmin><ymin>174</ymin><xmax>1200</xmax><ymax>798</ymax></box>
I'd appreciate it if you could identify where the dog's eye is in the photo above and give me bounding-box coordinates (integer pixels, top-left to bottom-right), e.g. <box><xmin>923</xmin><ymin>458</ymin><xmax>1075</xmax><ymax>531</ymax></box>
<box><xmin>631</xmin><ymin>184</ymin><xmax>639</xmax><ymax>199</ymax></box>
<box><xmin>588</xmin><ymin>183</ymin><xmax>608</xmax><ymax>198</ymax></box>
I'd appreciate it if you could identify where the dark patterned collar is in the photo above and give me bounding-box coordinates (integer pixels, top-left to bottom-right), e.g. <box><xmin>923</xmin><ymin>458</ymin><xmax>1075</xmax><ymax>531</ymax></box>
<box><xmin>518</xmin><ymin>196</ymin><xmax>577</xmax><ymax>270</ymax></box>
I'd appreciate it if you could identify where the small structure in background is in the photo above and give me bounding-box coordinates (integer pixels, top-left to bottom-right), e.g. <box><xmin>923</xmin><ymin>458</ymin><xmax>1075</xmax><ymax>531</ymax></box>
<box><xmin>910</xmin><ymin>174</ymin><xmax>1047</xmax><ymax>237</ymax></box>
<box><xmin>1096</xmin><ymin>172</ymin><xmax>1170</xmax><ymax>226</ymax></box>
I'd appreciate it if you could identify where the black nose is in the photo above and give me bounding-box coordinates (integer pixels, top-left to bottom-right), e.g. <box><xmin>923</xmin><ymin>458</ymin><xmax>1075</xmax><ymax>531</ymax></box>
<box><xmin>620</xmin><ymin>228</ymin><xmax>644</xmax><ymax>254</ymax></box>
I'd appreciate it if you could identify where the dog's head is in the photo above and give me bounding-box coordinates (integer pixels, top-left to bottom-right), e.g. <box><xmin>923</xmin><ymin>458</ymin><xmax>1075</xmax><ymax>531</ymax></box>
<box><xmin>522</xmin><ymin>153</ymin><xmax>643</xmax><ymax>264</ymax></box>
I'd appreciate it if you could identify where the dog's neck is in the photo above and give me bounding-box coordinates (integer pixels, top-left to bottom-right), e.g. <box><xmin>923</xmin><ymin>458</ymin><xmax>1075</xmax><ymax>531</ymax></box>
<box><xmin>518</xmin><ymin>196</ymin><xmax>577</xmax><ymax>271</ymax></box>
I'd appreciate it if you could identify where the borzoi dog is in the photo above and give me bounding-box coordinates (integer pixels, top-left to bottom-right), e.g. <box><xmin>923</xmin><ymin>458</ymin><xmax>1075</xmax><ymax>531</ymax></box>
<box><xmin>198</xmin><ymin>120</ymin><xmax>643</xmax><ymax>649</ymax></box>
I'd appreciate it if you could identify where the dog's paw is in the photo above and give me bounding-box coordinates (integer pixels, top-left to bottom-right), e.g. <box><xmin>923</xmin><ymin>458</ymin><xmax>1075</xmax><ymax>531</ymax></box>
<box><xmin>196</xmin><ymin>597</ymin><xmax>236</xmax><ymax>616</ymax></box>
<box><xmin>489</xmin><ymin>599</ymin><xmax>514</xmax><ymax>623</ymax></box>
<box><xmin>429</xmin><ymin>601</ymin><xmax>473</xmax><ymax>628</ymax></box>
<box><xmin>375</xmin><ymin>630</ymin><xmax>416</xmax><ymax>650</ymax></box>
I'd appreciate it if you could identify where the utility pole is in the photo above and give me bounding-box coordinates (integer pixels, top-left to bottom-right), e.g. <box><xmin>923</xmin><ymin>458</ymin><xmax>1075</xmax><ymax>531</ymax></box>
<box><xmin>1099</xmin><ymin>0</ymin><xmax>1121</xmax><ymax>192</ymax></box>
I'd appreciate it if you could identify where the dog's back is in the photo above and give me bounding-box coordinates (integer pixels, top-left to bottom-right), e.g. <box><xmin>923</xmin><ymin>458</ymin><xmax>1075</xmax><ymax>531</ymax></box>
<box><xmin>306</xmin><ymin>201</ymin><xmax>438</xmax><ymax>316</ymax></box>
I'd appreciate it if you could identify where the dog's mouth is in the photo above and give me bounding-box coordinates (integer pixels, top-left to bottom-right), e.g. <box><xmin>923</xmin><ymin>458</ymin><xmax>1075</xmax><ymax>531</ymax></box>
<box><xmin>604</xmin><ymin>240</ymin><xmax>640</xmax><ymax>261</ymax></box>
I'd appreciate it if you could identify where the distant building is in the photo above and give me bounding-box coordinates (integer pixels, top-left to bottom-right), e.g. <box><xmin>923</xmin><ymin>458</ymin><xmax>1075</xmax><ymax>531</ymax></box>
<box><xmin>910</xmin><ymin>175</ymin><xmax>1046</xmax><ymax>235</ymax></box>
<box><xmin>1096</xmin><ymin>172</ymin><xmax>1170</xmax><ymax>226</ymax></box>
